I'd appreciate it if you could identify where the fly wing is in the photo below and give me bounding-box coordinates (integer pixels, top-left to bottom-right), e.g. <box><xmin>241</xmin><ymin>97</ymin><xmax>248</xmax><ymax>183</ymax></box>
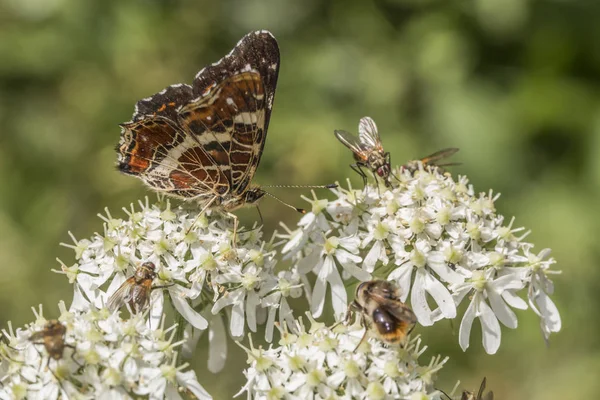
<box><xmin>377</xmin><ymin>297</ymin><xmax>417</xmax><ymax>325</ymax></box>
<box><xmin>107</xmin><ymin>278</ymin><xmax>135</xmax><ymax>313</ymax></box>
<box><xmin>387</xmin><ymin>301</ymin><xmax>417</xmax><ymax>325</ymax></box>
<box><xmin>358</xmin><ymin>117</ymin><xmax>382</xmax><ymax>150</ymax></box>
<box><xmin>28</xmin><ymin>331</ymin><xmax>45</xmax><ymax>342</ymax></box>
<box><xmin>129</xmin><ymin>280</ymin><xmax>153</xmax><ymax>313</ymax></box>
<box><xmin>420</xmin><ymin>147</ymin><xmax>459</xmax><ymax>165</ymax></box>
<box><xmin>334</xmin><ymin>129</ymin><xmax>369</xmax><ymax>161</ymax></box>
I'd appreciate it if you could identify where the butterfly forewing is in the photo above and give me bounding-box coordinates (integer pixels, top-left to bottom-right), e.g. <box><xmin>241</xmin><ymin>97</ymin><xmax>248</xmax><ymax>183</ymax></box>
<box><xmin>117</xmin><ymin>31</ymin><xmax>279</xmax><ymax>209</ymax></box>
<box><xmin>178</xmin><ymin>71</ymin><xmax>267</xmax><ymax>197</ymax></box>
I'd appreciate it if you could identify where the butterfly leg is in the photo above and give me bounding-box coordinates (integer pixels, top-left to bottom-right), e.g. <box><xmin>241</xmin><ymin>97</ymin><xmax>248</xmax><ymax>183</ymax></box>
<box><xmin>225</xmin><ymin>211</ymin><xmax>240</xmax><ymax>251</ymax></box>
<box><xmin>185</xmin><ymin>195</ymin><xmax>219</xmax><ymax>235</ymax></box>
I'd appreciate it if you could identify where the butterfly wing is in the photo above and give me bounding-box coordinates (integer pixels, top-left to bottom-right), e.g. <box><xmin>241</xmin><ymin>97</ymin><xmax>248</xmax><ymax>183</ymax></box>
<box><xmin>117</xmin><ymin>31</ymin><xmax>280</xmax><ymax>200</ymax></box>
<box><xmin>180</xmin><ymin>31</ymin><xmax>280</xmax><ymax>196</ymax></box>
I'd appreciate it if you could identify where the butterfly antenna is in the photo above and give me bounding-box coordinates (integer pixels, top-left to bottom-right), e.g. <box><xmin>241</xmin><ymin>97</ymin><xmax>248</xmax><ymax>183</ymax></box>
<box><xmin>263</xmin><ymin>191</ymin><xmax>307</xmax><ymax>214</ymax></box>
<box><xmin>262</xmin><ymin>183</ymin><xmax>337</xmax><ymax>189</ymax></box>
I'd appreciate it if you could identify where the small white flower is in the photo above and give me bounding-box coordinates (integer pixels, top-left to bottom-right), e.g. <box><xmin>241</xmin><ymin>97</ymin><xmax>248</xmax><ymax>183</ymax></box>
<box><xmin>0</xmin><ymin>302</ymin><xmax>211</xmax><ymax>399</ymax></box>
<box><xmin>388</xmin><ymin>239</ymin><xmax>460</xmax><ymax>326</ymax></box>
<box><xmin>54</xmin><ymin>197</ymin><xmax>289</xmax><ymax>369</ymax></box>
<box><xmin>452</xmin><ymin>268</ymin><xmax>527</xmax><ymax>354</ymax></box>
<box><xmin>297</xmin><ymin>232</ymin><xmax>369</xmax><ymax>319</ymax></box>
<box><xmin>278</xmin><ymin>118</ymin><xmax>561</xmax><ymax>352</ymax></box>
<box><xmin>237</xmin><ymin>315</ymin><xmax>447</xmax><ymax>399</ymax></box>
<box><xmin>525</xmin><ymin>248</ymin><xmax>562</xmax><ymax>343</ymax></box>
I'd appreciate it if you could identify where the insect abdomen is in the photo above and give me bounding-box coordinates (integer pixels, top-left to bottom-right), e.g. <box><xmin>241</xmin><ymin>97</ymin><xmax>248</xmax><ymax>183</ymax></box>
<box><xmin>372</xmin><ymin>307</ymin><xmax>402</xmax><ymax>343</ymax></box>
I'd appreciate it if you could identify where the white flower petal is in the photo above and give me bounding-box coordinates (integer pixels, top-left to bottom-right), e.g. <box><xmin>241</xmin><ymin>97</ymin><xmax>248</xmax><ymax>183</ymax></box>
<box><xmin>245</xmin><ymin>292</ymin><xmax>259</xmax><ymax>333</ymax></box>
<box><xmin>459</xmin><ymin>294</ymin><xmax>477</xmax><ymax>351</ymax></box>
<box><xmin>423</xmin><ymin>272</ymin><xmax>456</xmax><ymax>319</ymax></box>
<box><xmin>169</xmin><ymin>287</ymin><xmax>208</xmax><ymax>330</ymax></box>
<box><xmin>479</xmin><ymin>299</ymin><xmax>501</xmax><ymax>354</ymax></box>
<box><xmin>177</xmin><ymin>370</ymin><xmax>213</xmax><ymax>400</ymax></box>
<box><xmin>327</xmin><ymin>265</ymin><xmax>348</xmax><ymax>319</ymax></box>
<box><xmin>410</xmin><ymin>270</ymin><xmax>433</xmax><ymax>326</ymax></box>
<box><xmin>311</xmin><ymin>256</ymin><xmax>333</xmax><ymax>318</ymax></box>
<box><xmin>148</xmin><ymin>289</ymin><xmax>164</xmax><ymax>330</ymax></box>
<box><xmin>388</xmin><ymin>263</ymin><xmax>413</xmax><ymax>302</ymax></box>
<box><xmin>487</xmin><ymin>289</ymin><xmax>517</xmax><ymax>329</ymax></box>
<box><xmin>230</xmin><ymin>295</ymin><xmax>246</xmax><ymax>338</ymax></box>
<box><xmin>502</xmin><ymin>290</ymin><xmax>528</xmax><ymax>310</ymax></box>
<box><xmin>340</xmin><ymin>261</ymin><xmax>372</xmax><ymax>282</ymax></box>
<box><xmin>534</xmin><ymin>289</ymin><xmax>561</xmax><ymax>333</ymax></box>
<box><xmin>427</xmin><ymin>252</ymin><xmax>464</xmax><ymax>285</ymax></box>
<box><xmin>208</xmin><ymin>315</ymin><xmax>227</xmax><ymax>373</ymax></box>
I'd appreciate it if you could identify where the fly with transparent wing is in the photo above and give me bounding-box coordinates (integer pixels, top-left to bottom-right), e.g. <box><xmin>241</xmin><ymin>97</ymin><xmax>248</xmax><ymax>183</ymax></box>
<box><xmin>402</xmin><ymin>147</ymin><xmax>460</xmax><ymax>174</ymax></box>
<box><xmin>335</xmin><ymin>117</ymin><xmax>393</xmax><ymax>187</ymax></box>
<box><xmin>107</xmin><ymin>262</ymin><xmax>158</xmax><ymax>314</ymax></box>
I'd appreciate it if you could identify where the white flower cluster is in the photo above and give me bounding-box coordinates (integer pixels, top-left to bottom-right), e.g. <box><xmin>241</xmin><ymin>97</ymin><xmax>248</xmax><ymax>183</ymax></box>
<box><xmin>55</xmin><ymin>197</ymin><xmax>301</xmax><ymax>372</ymax></box>
<box><xmin>278</xmin><ymin>167</ymin><xmax>561</xmax><ymax>354</ymax></box>
<box><xmin>0</xmin><ymin>302</ymin><xmax>210</xmax><ymax>400</ymax></box>
<box><xmin>237</xmin><ymin>315</ymin><xmax>448</xmax><ymax>400</ymax></box>
<box><xmin>0</xmin><ymin>118</ymin><xmax>563</xmax><ymax>397</ymax></box>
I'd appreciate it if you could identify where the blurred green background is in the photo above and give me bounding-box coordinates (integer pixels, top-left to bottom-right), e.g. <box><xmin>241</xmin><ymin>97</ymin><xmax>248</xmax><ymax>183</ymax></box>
<box><xmin>1</xmin><ymin>0</ymin><xmax>598</xmax><ymax>398</ymax></box>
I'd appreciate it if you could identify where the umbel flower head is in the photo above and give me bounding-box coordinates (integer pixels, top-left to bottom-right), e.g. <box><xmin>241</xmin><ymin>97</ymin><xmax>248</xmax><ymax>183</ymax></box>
<box><xmin>0</xmin><ymin>302</ymin><xmax>210</xmax><ymax>400</ymax></box>
<box><xmin>54</xmin><ymin>197</ymin><xmax>301</xmax><ymax>372</ymax></box>
<box><xmin>237</xmin><ymin>314</ymin><xmax>448</xmax><ymax>400</ymax></box>
<box><xmin>278</xmin><ymin>137</ymin><xmax>561</xmax><ymax>354</ymax></box>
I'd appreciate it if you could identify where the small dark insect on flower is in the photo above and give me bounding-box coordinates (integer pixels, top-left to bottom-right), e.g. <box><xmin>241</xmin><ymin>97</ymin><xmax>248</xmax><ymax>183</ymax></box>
<box><xmin>402</xmin><ymin>148</ymin><xmax>460</xmax><ymax>174</ymax></box>
<box><xmin>335</xmin><ymin>117</ymin><xmax>393</xmax><ymax>187</ymax></box>
<box><xmin>461</xmin><ymin>377</ymin><xmax>494</xmax><ymax>400</ymax></box>
<box><xmin>349</xmin><ymin>280</ymin><xmax>417</xmax><ymax>349</ymax></box>
<box><xmin>107</xmin><ymin>262</ymin><xmax>158</xmax><ymax>314</ymax></box>
<box><xmin>29</xmin><ymin>319</ymin><xmax>68</xmax><ymax>360</ymax></box>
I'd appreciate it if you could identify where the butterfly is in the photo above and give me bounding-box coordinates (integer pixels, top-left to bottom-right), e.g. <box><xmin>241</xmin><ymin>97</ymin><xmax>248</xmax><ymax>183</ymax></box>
<box><xmin>334</xmin><ymin>116</ymin><xmax>392</xmax><ymax>187</ymax></box>
<box><xmin>117</xmin><ymin>31</ymin><xmax>280</xmax><ymax>218</ymax></box>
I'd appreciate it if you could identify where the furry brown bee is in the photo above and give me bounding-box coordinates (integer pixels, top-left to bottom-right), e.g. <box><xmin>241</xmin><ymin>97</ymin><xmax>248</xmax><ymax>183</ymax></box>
<box><xmin>107</xmin><ymin>262</ymin><xmax>158</xmax><ymax>314</ymax></box>
<box><xmin>351</xmin><ymin>280</ymin><xmax>417</xmax><ymax>346</ymax></box>
<box><xmin>335</xmin><ymin>117</ymin><xmax>392</xmax><ymax>187</ymax></box>
<box><xmin>29</xmin><ymin>319</ymin><xmax>67</xmax><ymax>360</ymax></box>
<box><xmin>461</xmin><ymin>377</ymin><xmax>494</xmax><ymax>400</ymax></box>
<box><xmin>403</xmin><ymin>148</ymin><xmax>460</xmax><ymax>174</ymax></box>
